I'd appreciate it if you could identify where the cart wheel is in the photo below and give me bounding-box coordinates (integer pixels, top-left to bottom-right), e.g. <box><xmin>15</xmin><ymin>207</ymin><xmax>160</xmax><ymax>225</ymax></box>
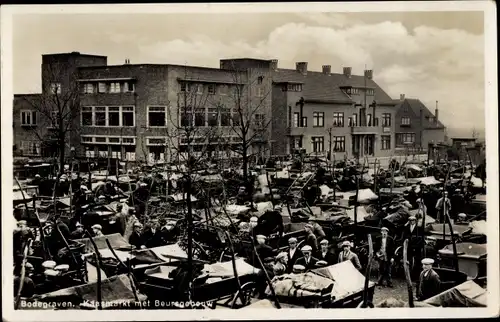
<box><xmin>230</xmin><ymin>282</ymin><xmax>257</xmax><ymax>309</ymax></box>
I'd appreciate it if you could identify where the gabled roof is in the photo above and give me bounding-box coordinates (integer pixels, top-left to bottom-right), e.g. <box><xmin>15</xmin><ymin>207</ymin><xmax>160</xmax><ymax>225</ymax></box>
<box><xmin>271</xmin><ymin>68</ymin><xmax>393</xmax><ymax>103</ymax></box>
<box><xmin>397</xmin><ymin>99</ymin><xmax>445</xmax><ymax>129</ymax></box>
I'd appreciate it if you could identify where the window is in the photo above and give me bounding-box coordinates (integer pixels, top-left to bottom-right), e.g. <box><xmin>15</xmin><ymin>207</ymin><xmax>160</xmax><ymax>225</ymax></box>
<box><xmin>122</xmin><ymin>137</ymin><xmax>135</xmax><ymax>144</ymax></box>
<box><xmin>286</xmin><ymin>83</ymin><xmax>302</xmax><ymax>92</ymax></box>
<box><xmin>349</xmin><ymin>113</ymin><xmax>358</xmax><ymax>127</ymax></box>
<box><xmin>293</xmin><ymin>112</ymin><xmax>300</xmax><ymax>128</ymax></box>
<box><xmin>148</xmin><ymin>106</ymin><xmax>167</xmax><ymax>127</ymax></box>
<box><xmin>20</xmin><ymin>110</ymin><xmax>37</xmax><ymax>126</ymax></box>
<box><xmin>257</xmin><ymin>87</ymin><xmax>264</xmax><ymax>97</ymax></box>
<box><xmin>83</xmin><ymin>83</ymin><xmax>95</xmax><ymax>94</ymax></box>
<box><xmin>401</xmin><ymin>116</ymin><xmax>411</xmax><ymax>126</ymax></box>
<box><xmin>208</xmin><ymin>84</ymin><xmax>216</xmax><ymax>95</ymax></box>
<box><xmin>219</xmin><ymin>85</ymin><xmax>228</xmax><ymax>95</ymax></box>
<box><xmin>347</xmin><ymin>87</ymin><xmax>360</xmax><ymax>95</ymax></box>
<box><xmin>81</xmin><ymin>136</ymin><xmax>93</xmax><ymax>143</ymax></box>
<box><xmin>381</xmin><ymin>136</ymin><xmax>391</xmax><ymax>150</ymax></box>
<box><xmin>302</xmin><ymin>117</ymin><xmax>308</xmax><ymax>127</ymax></box>
<box><xmin>313</xmin><ymin>112</ymin><xmax>324</xmax><ymax>127</ymax></box>
<box><xmin>108</xmin><ymin>137</ymin><xmax>120</xmax><ymax>144</ymax></box>
<box><xmin>20</xmin><ymin>141</ymin><xmax>41</xmax><ymax>155</ymax></box>
<box><xmin>232</xmin><ymin>110</ymin><xmax>241</xmax><ymax>126</ymax></box>
<box><xmin>208</xmin><ymin>108</ymin><xmax>218</xmax><ymax>126</ymax></box>
<box><xmin>255</xmin><ymin>114</ymin><xmax>265</xmax><ymax>128</ymax></box>
<box><xmin>50</xmin><ymin>83</ymin><xmax>61</xmax><ymax>94</ymax></box>
<box><xmin>108</xmin><ymin>106</ymin><xmax>120</xmax><ymax>126</ymax></box>
<box><xmin>95</xmin><ymin>137</ymin><xmax>106</xmax><ymax>143</ymax></box>
<box><xmin>95</xmin><ymin>107</ymin><xmax>106</xmax><ymax>126</ymax></box>
<box><xmin>312</xmin><ymin>137</ymin><xmax>324</xmax><ymax>153</ymax></box>
<box><xmin>81</xmin><ymin>106</ymin><xmax>93</xmax><ymax>126</ymax></box>
<box><xmin>110</xmin><ymin>83</ymin><xmax>121</xmax><ymax>93</ymax></box>
<box><xmin>257</xmin><ymin>76</ymin><xmax>264</xmax><ymax>85</ymax></box>
<box><xmin>367</xmin><ymin>89</ymin><xmax>375</xmax><ymax>95</ymax></box>
<box><xmin>382</xmin><ymin>113</ymin><xmax>391</xmax><ymax>127</ymax></box>
<box><xmin>367</xmin><ymin>114</ymin><xmax>372</xmax><ymax>126</ymax></box>
<box><xmin>333</xmin><ymin>136</ymin><xmax>345</xmax><ymax>152</ymax></box>
<box><xmin>333</xmin><ymin>112</ymin><xmax>344</xmax><ymax>127</ymax></box>
<box><xmin>396</xmin><ymin>133</ymin><xmax>416</xmax><ymax>146</ymax></box>
<box><xmin>98</xmin><ymin>83</ymin><xmax>107</xmax><ymax>93</ymax></box>
<box><xmin>123</xmin><ymin>81</ymin><xmax>135</xmax><ymax>92</ymax></box>
<box><xmin>221</xmin><ymin>108</ymin><xmax>231</xmax><ymax>126</ymax></box>
<box><xmin>122</xmin><ymin>106</ymin><xmax>135</xmax><ymax>126</ymax></box>
<box><xmin>195</xmin><ymin>108</ymin><xmax>205</xmax><ymax>127</ymax></box>
<box><xmin>180</xmin><ymin>82</ymin><xmax>191</xmax><ymax>92</ymax></box>
<box><xmin>180</xmin><ymin>108</ymin><xmax>193</xmax><ymax>127</ymax></box>
<box><xmin>197</xmin><ymin>84</ymin><xmax>203</xmax><ymax>94</ymax></box>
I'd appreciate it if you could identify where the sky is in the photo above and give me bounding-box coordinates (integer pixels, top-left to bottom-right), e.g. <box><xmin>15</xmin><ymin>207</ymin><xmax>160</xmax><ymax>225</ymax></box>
<box><xmin>10</xmin><ymin>9</ymin><xmax>486</xmax><ymax>138</ymax></box>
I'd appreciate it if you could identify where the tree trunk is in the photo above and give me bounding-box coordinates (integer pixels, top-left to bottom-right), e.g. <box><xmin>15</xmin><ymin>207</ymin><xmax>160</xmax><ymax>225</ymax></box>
<box><xmin>185</xmin><ymin>175</ymin><xmax>194</xmax><ymax>284</ymax></box>
<box><xmin>59</xmin><ymin>135</ymin><xmax>66</xmax><ymax>174</ymax></box>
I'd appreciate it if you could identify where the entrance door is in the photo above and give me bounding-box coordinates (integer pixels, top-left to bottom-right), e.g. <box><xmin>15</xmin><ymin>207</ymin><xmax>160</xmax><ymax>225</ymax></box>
<box><xmin>364</xmin><ymin>135</ymin><xmax>374</xmax><ymax>156</ymax></box>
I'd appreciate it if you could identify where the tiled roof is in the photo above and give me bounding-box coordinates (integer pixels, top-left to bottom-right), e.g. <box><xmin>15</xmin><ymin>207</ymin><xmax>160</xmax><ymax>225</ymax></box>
<box><xmin>271</xmin><ymin>68</ymin><xmax>393</xmax><ymax>103</ymax></box>
<box><xmin>398</xmin><ymin>99</ymin><xmax>445</xmax><ymax>129</ymax></box>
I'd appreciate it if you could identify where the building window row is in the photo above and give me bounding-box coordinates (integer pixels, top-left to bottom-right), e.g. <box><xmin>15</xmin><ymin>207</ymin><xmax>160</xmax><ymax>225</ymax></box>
<box><xmin>180</xmin><ymin>82</ymin><xmax>232</xmax><ymax>96</ymax></box>
<box><xmin>401</xmin><ymin>116</ymin><xmax>411</xmax><ymax>126</ymax></box>
<box><xmin>20</xmin><ymin>110</ymin><xmax>37</xmax><ymax>126</ymax></box>
<box><xmin>382</xmin><ymin>113</ymin><xmax>391</xmax><ymax>127</ymax></box>
<box><xmin>313</xmin><ymin>112</ymin><xmax>324</xmax><ymax>127</ymax></box>
<box><xmin>333</xmin><ymin>112</ymin><xmax>344</xmax><ymax>127</ymax></box>
<box><xmin>19</xmin><ymin>141</ymin><xmax>41</xmax><ymax>156</ymax></box>
<box><xmin>81</xmin><ymin>81</ymin><xmax>135</xmax><ymax>94</ymax></box>
<box><xmin>381</xmin><ymin>135</ymin><xmax>391</xmax><ymax>150</ymax></box>
<box><xmin>312</xmin><ymin>136</ymin><xmax>325</xmax><ymax>153</ymax></box>
<box><xmin>81</xmin><ymin>106</ymin><xmax>135</xmax><ymax>127</ymax></box>
<box><xmin>332</xmin><ymin>136</ymin><xmax>346</xmax><ymax>152</ymax></box>
<box><xmin>81</xmin><ymin>135</ymin><xmax>136</xmax><ymax>145</ymax></box>
<box><xmin>396</xmin><ymin>133</ymin><xmax>416</xmax><ymax>146</ymax></box>
<box><xmin>179</xmin><ymin>107</ymin><xmax>251</xmax><ymax>128</ymax></box>
<box><xmin>283</xmin><ymin>83</ymin><xmax>303</xmax><ymax>92</ymax></box>
<box><xmin>345</xmin><ymin>87</ymin><xmax>375</xmax><ymax>96</ymax></box>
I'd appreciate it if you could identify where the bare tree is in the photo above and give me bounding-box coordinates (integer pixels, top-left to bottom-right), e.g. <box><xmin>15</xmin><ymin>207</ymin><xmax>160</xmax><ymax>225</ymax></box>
<box><xmin>20</xmin><ymin>63</ymin><xmax>80</xmax><ymax>173</ymax></box>
<box><xmin>224</xmin><ymin>65</ymin><xmax>274</xmax><ymax>192</ymax></box>
<box><xmin>471</xmin><ymin>127</ymin><xmax>479</xmax><ymax>139</ymax></box>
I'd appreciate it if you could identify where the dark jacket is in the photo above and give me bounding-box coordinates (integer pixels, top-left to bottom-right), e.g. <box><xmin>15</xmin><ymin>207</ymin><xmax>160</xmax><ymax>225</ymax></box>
<box><xmin>316</xmin><ymin>250</ymin><xmax>336</xmax><ymax>266</ymax></box>
<box><xmin>286</xmin><ymin>247</ymin><xmax>303</xmax><ymax>273</ymax></box>
<box><xmin>252</xmin><ymin>244</ymin><xmax>276</xmax><ymax>269</ymax></box>
<box><xmin>295</xmin><ymin>256</ymin><xmax>319</xmax><ymax>270</ymax></box>
<box><xmin>142</xmin><ymin>229</ymin><xmax>164</xmax><ymax>249</ymax></box>
<box><xmin>305</xmin><ymin>233</ymin><xmax>319</xmax><ymax>254</ymax></box>
<box><xmin>374</xmin><ymin>235</ymin><xmax>395</xmax><ymax>261</ymax></box>
<box><xmin>418</xmin><ymin>269</ymin><xmax>441</xmax><ymax>300</ymax></box>
<box><xmin>338</xmin><ymin>250</ymin><xmax>362</xmax><ymax>270</ymax></box>
<box><xmin>402</xmin><ymin>224</ymin><xmax>422</xmax><ymax>247</ymax></box>
<box><xmin>129</xmin><ymin>231</ymin><xmax>143</xmax><ymax>249</ymax></box>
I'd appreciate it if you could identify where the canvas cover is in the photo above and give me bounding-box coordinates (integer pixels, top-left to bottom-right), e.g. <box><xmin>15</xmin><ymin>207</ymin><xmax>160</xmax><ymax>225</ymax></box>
<box><xmin>423</xmin><ymin>281</ymin><xmax>487</xmax><ymax>307</ymax></box>
<box><xmin>429</xmin><ymin>224</ymin><xmax>472</xmax><ymax>236</ymax></box>
<box><xmin>469</xmin><ymin>220</ymin><xmax>487</xmax><ymax>236</ymax></box>
<box><xmin>439</xmin><ymin>243</ymin><xmax>487</xmax><ymax>259</ymax></box>
<box><xmin>35</xmin><ymin>274</ymin><xmax>146</xmax><ymax>308</ymax></box>
<box><xmin>345</xmin><ymin>206</ymin><xmax>369</xmax><ymax>223</ymax></box>
<box><xmin>73</xmin><ymin>233</ymin><xmax>132</xmax><ymax>253</ymax></box>
<box><xmin>419</xmin><ymin>176</ymin><xmax>441</xmax><ymax>186</ymax></box>
<box><xmin>265</xmin><ymin>272</ymin><xmax>334</xmax><ymax>298</ymax></box>
<box><xmin>312</xmin><ymin>260</ymin><xmax>375</xmax><ymax>301</ymax></box>
<box><xmin>203</xmin><ymin>258</ymin><xmax>260</xmax><ymax>278</ymax></box>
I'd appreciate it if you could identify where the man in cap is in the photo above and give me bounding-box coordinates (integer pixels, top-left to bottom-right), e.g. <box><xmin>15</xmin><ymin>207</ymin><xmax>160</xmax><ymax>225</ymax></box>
<box><xmin>129</xmin><ymin>222</ymin><xmax>144</xmax><ymax>249</ymax></box>
<box><xmin>304</xmin><ymin>224</ymin><xmax>319</xmax><ymax>255</ymax></box>
<box><xmin>286</xmin><ymin>237</ymin><xmax>302</xmax><ymax>273</ymax></box>
<box><xmin>70</xmin><ymin>222</ymin><xmax>85</xmax><ymax>239</ymax></box>
<box><xmin>310</xmin><ymin>221</ymin><xmax>326</xmax><ymax>241</ymax></box>
<box><xmin>435</xmin><ymin>191</ymin><xmax>451</xmax><ymax>223</ymax></box>
<box><xmin>91</xmin><ymin>224</ymin><xmax>104</xmax><ymax>237</ymax></box>
<box><xmin>401</xmin><ymin>215</ymin><xmax>422</xmax><ymax>277</ymax></box>
<box><xmin>161</xmin><ymin>220</ymin><xmax>178</xmax><ymax>244</ymax></box>
<box><xmin>317</xmin><ymin>239</ymin><xmax>335</xmax><ymax>266</ymax></box>
<box><xmin>338</xmin><ymin>241</ymin><xmax>362</xmax><ymax>270</ymax></box>
<box><xmin>417</xmin><ymin>258</ymin><xmax>441</xmax><ymax>301</ymax></box>
<box><xmin>456</xmin><ymin>213</ymin><xmax>468</xmax><ymax>224</ymax></box>
<box><xmin>292</xmin><ymin>264</ymin><xmax>306</xmax><ymax>274</ymax></box>
<box><xmin>450</xmin><ymin>188</ymin><xmax>465</xmax><ymax>223</ymax></box>
<box><xmin>295</xmin><ymin>245</ymin><xmax>318</xmax><ymax>270</ymax></box>
<box><xmin>407</xmin><ymin>185</ymin><xmax>418</xmax><ymax>208</ymax></box>
<box><xmin>253</xmin><ymin>235</ymin><xmax>276</xmax><ymax>266</ymax></box>
<box><xmin>273</xmin><ymin>252</ymin><xmax>288</xmax><ymax>276</ymax></box>
<box><xmin>142</xmin><ymin>219</ymin><xmax>164</xmax><ymax>248</ymax></box>
<box><xmin>375</xmin><ymin>227</ymin><xmax>394</xmax><ymax>287</ymax></box>
<box><xmin>14</xmin><ymin>262</ymin><xmax>36</xmax><ymax>298</ymax></box>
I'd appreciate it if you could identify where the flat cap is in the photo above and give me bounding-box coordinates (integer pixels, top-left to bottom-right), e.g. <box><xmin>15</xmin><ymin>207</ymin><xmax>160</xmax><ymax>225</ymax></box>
<box><xmin>421</xmin><ymin>258</ymin><xmax>434</xmax><ymax>265</ymax></box>
<box><xmin>293</xmin><ymin>264</ymin><xmax>306</xmax><ymax>272</ymax></box>
<box><xmin>256</xmin><ymin>234</ymin><xmax>267</xmax><ymax>240</ymax></box>
<box><xmin>320</xmin><ymin>239</ymin><xmax>329</xmax><ymax>245</ymax></box>
<box><xmin>341</xmin><ymin>241</ymin><xmax>352</xmax><ymax>247</ymax></box>
<box><xmin>301</xmin><ymin>245</ymin><xmax>312</xmax><ymax>252</ymax></box>
<box><xmin>408</xmin><ymin>215</ymin><xmax>417</xmax><ymax>221</ymax></box>
<box><xmin>42</xmin><ymin>260</ymin><xmax>57</xmax><ymax>269</ymax></box>
<box><xmin>381</xmin><ymin>227</ymin><xmax>389</xmax><ymax>232</ymax></box>
<box><xmin>288</xmin><ymin>237</ymin><xmax>297</xmax><ymax>243</ymax></box>
<box><xmin>91</xmin><ymin>224</ymin><xmax>102</xmax><ymax>230</ymax></box>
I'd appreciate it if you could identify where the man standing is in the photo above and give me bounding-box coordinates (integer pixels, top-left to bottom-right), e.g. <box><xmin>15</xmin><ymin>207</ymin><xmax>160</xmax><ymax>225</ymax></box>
<box><xmin>129</xmin><ymin>222</ymin><xmax>144</xmax><ymax>249</ymax></box>
<box><xmin>417</xmin><ymin>258</ymin><xmax>441</xmax><ymax>301</ymax></box>
<box><xmin>304</xmin><ymin>224</ymin><xmax>319</xmax><ymax>255</ymax></box>
<box><xmin>142</xmin><ymin>219</ymin><xmax>164</xmax><ymax>248</ymax></box>
<box><xmin>286</xmin><ymin>237</ymin><xmax>302</xmax><ymax>273</ymax></box>
<box><xmin>375</xmin><ymin>227</ymin><xmax>394</xmax><ymax>288</ymax></box>
<box><xmin>295</xmin><ymin>245</ymin><xmax>318</xmax><ymax>270</ymax></box>
<box><xmin>338</xmin><ymin>241</ymin><xmax>362</xmax><ymax>270</ymax></box>
<box><xmin>435</xmin><ymin>191</ymin><xmax>451</xmax><ymax>223</ymax></box>
<box><xmin>317</xmin><ymin>239</ymin><xmax>335</xmax><ymax>266</ymax></box>
<box><xmin>402</xmin><ymin>216</ymin><xmax>422</xmax><ymax>277</ymax></box>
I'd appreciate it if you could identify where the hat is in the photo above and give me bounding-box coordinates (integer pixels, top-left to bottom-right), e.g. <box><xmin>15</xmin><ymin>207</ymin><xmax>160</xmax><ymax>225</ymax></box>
<box><xmin>44</xmin><ymin>269</ymin><xmax>60</xmax><ymax>277</ymax></box>
<box><xmin>54</xmin><ymin>264</ymin><xmax>70</xmax><ymax>271</ymax></box>
<box><xmin>250</xmin><ymin>217</ymin><xmax>258</xmax><ymax>223</ymax></box>
<box><xmin>292</xmin><ymin>264</ymin><xmax>306</xmax><ymax>273</ymax></box>
<box><xmin>301</xmin><ymin>245</ymin><xmax>312</xmax><ymax>252</ymax></box>
<box><xmin>42</xmin><ymin>260</ymin><xmax>57</xmax><ymax>269</ymax></box>
<box><xmin>276</xmin><ymin>252</ymin><xmax>287</xmax><ymax>261</ymax></box>
<box><xmin>25</xmin><ymin>262</ymin><xmax>34</xmax><ymax>271</ymax></box>
<box><xmin>421</xmin><ymin>258</ymin><xmax>434</xmax><ymax>265</ymax></box>
<box><xmin>288</xmin><ymin>237</ymin><xmax>297</xmax><ymax>243</ymax></box>
<box><xmin>455</xmin><ymin>188</ymin><xmax>461</xmax><ymax>192</ymax></box>
<box><xmin>304</xmin><ymin>224</ymin><xmax>313</xmax><ymax>229</ymax></box>
<box><xmin>134</xmin><ymin>222</ymin><xmax>143</xmax><ymax>228</ymax></box>
<box><xmin>316</xmin><ymin>260</ymin><xmax>328</xmax><ymax>266</ymax></box>
<box><xmin>80</xmin><ymin>185</ymin><xmax>88</xmax><ymax>190</ymax></box>
<box><xmin>320</xmin><ymin>239</ymin><xmax>329</xmax><ymax>245</ymax></box>
<box><xmin>381</xmin><ymin>227</ymin><xmax>389</xmax><ymax>232</ymax></box>
<box><xmin>140</xmin><ymin>183</ymin><xmax>148</xmax><ymax>187</ymax></box>
<box><xmin>17</xmin><ymin>220</ymin><xmax>27</xmax><ymax>226</ymax></box>
<box><xmin>91</xmin><ymin>224</ymin><xmax>102</xmax><ymax>230</ymax></box>
<box><xmin>35</xmin><ymin>174</ymin><xmax>41</xmax><ymax>178</ymax></box>
<box><xmin>256</xmin><ymin>235</ymin><xmax>267</xmax><ymax>240</ymax></box>
<box><xmin>341</xmin><ymin>241</ymin><xmax>352</xmax><ymax>247</ymax></box>
<box><xmin>458</xmin><ymin>213</ymin><xmax>467</xmax><ymax>219</ymax></box>
<box><xmin>98</xmin><ymin>195</ymin><xmax>106</xmax><ymax>200</ymax></box>
<box><xmin>408</xmin><ymin>215</ymin><xmax>417</xmax><ymax>221</ymax></box>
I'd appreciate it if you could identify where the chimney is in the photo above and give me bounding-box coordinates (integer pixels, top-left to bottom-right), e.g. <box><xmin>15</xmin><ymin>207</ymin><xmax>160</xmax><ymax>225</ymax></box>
<box><xmin>124</xmin><ymin>58</ymin><xmax>130</xmax><ymax>65</ymax></box>
<box><xmin>270</xmin><ymin>59</ymin><xmax>278</xmax><ymax>70</ymax></box>
<box><xmin>343</xmin><ymin>67</ymin><xmax>352</xmax><ymax>78</ymax></box>
<box><xmin>400</xmin><ymin>94</ymin><xmax>405</xmax><ymax>101</ymax></box>
<box><xmin>364</xmin><ymin>69</ymin><xmax>373</xmax><ymax>80</ymax></box>
<box><xmin>296</xmin><ymin>62</ymin><xmax>308</xmax><ymax>75</ymax></box>
<box><xmin>435</xmin><ymin>100</ymin><xmax>439</xmax><ymax>121</ymax></box>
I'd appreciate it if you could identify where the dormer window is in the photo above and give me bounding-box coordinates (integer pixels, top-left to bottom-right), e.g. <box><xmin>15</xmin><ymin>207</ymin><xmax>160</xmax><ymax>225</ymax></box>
<box><xmin>284</xmin><ymin>83</ymin><xmax>302</xmax><ymax>92</ymax></box>
<box><xmin>367</xmin><ymin>89</ymin><xmax>375</xmax><ymax>95</ymax></box>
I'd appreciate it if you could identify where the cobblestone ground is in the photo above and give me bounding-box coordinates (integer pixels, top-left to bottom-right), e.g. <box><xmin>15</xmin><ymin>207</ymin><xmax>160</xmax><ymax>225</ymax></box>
<box><xmin>371</xmin><ymin>277</ymin><xmax>417</xmax><ymax>305</ymax></box>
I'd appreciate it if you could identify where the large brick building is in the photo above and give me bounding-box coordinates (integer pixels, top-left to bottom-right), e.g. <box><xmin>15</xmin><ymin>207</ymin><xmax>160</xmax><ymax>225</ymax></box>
<box><xmin>13</xmin><ymin>52</ymin><xmax>446</xmax><ymax>164</ymax></box>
